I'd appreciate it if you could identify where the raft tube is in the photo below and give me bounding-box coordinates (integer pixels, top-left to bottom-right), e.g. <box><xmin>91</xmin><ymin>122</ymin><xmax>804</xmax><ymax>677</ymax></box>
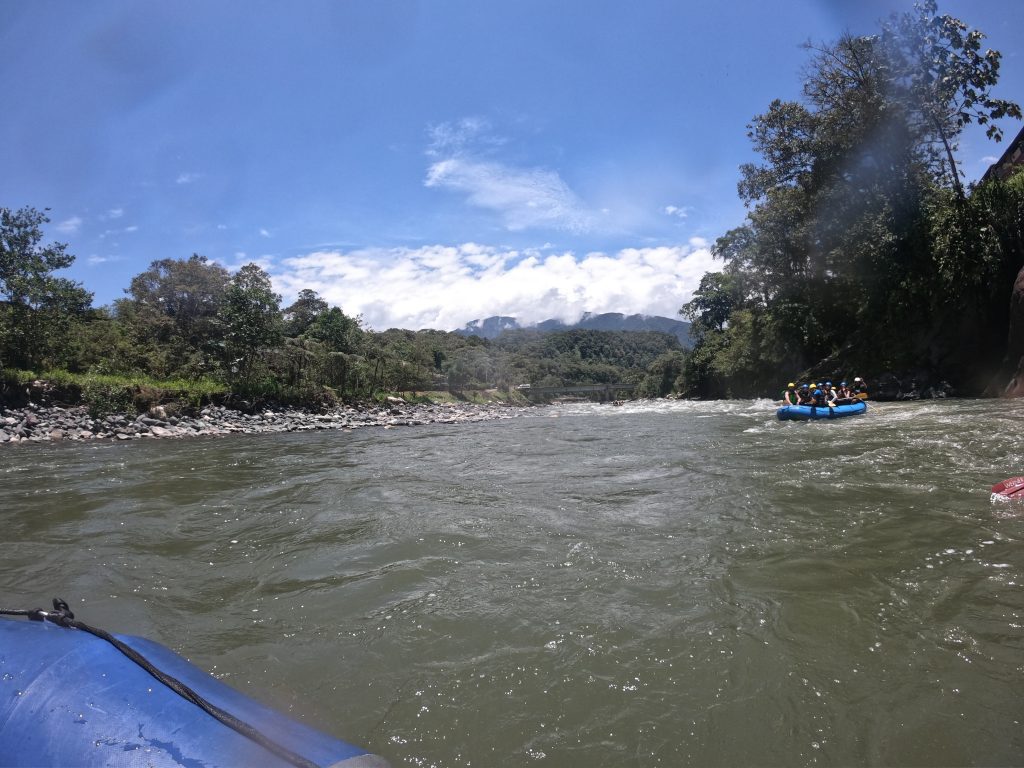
<box><xmin>777</xmin><ymin>400</ymin><xmax>867</xmax><ymax>421</ymax></box>
<box><xmin>0</xmin><ymin>617</ymin><xmax>387</xmax><ymax>767</ymax></box>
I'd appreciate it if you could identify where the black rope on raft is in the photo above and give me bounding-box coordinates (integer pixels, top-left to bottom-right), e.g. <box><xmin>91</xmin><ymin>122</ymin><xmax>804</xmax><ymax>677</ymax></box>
<box><xmin>3</xmin><ymin>598</ymin><xmax>320</xmax><ymax>768</ymax></box>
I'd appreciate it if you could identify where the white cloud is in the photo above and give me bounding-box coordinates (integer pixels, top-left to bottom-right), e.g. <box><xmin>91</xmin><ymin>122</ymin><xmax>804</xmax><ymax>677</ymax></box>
<box><xmin>259</xmin><ymin>228</ymin><xmax>272</xmax><ymax>238</ymax></box>
<box><xmin>99</xmin><ymin>224</ymin><xmax>139</xmax><ymax>239</ymax></box>
<box><xmin>425</xmin><ymin>118</ymin><xmax>596</xmax><ymax>233</ymax></box>
<box><xmin>427</xmin><ymin>116</ymin><xmax>498</xmax><ymax>155</ymax></box>
<box><xmin>55</xmin><ymin>216</ymin><xmax>82</xmax><ymax>233</ymax></box>
<box><xmin>219</xmin><ymin>252</ymin><xmax>275</xmax><ymax>274</ymax></box>
<box><xmin>106</xmin><ymin>208</ymin><xmax>124</xmax><ymax>220</ymax></box>
<box><xmin>273</xmin><ymin>242</ymin><xmax>720</xmax><ymax>331</ymax></box>
<box><xmin>176</xmin><ymin>172</ymin><xmax>201</xmax><ymax>185</ymax></box>
<box><xmin>86</xmin><ymin>254</ymin><xmax>123</xmax><ymax>265</ymax></box>
<box><xmin>426</xmin><ymin>158</ymin><xmax>595</xmax><ymax>232</ymax></box>
<box><xmin>664</xmin><ymin>205</ymin><xmax>690</xmax><ymax>219</ymax></box>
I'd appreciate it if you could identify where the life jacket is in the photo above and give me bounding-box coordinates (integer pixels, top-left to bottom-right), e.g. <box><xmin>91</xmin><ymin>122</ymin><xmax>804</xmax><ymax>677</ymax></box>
<box><xmin>783</xmin><ymin>388</ymin><xmax>798</xmax><ymax>405</ymax></box>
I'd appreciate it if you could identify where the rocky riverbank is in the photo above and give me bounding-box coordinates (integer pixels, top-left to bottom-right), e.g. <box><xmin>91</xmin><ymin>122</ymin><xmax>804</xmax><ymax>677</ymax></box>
<box><xmin>0</xmin><ymin>399</ymin><xmax>527</xmax><ymax>445</ymax></box>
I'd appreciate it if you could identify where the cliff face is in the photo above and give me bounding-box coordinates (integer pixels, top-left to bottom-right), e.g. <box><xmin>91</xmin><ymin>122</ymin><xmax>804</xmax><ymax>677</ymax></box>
<box><xmin>1002</xmin><ymin>265</ymin><xmax>1024</xmax><ymax>397</ymax></box>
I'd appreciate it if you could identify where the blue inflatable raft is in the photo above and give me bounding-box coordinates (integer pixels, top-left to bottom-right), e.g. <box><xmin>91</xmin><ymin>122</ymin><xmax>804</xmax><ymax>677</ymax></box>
<box><xmin>777</xmin><ymin>400</ymin><xmax>867</xmax><ymax>421</ymax></box>
<box><xmin>0</xmin><ymin>615</ymin><xmax>387</xmax><ymax>767</ymax></box>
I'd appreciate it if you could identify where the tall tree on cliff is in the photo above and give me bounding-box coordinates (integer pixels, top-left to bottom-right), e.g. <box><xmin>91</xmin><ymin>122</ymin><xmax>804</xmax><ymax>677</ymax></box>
<box><xmin>879</xmin><ymin>0</ymin><xmax>1021</xmax><ymax>202</ymax></box>
<box><xmin>680</xmin><ymin>2</ymin><xmax>1020</xmax><ymax>396</ymax></box>
<box><xmin>0</xmin><ymin>206</ymin><xmax>92</xmax><ymax>370</ymax></box>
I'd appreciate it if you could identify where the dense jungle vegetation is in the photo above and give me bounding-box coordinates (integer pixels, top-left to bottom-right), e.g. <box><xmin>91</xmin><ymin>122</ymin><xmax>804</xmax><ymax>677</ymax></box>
<box><xmin>0</xmin><ymin>225</ymin><xmax>686</xmax><ymax>409</ymax></box>
<box><xmin>680</xmin><ymin>1</ymin><xmax>1024</xmax><ymax>398</ymax></box>
<box><xmin>2</xmin><ymin>2</ymin><xmax>1022</xmax><ymax>407</ymax></box>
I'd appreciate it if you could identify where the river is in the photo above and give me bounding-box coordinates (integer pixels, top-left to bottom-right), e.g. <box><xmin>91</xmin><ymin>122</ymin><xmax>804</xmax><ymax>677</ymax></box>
<box><xmin>3</xmin><ymin>398</ymin><xmax>1023</xmax><ymax>766</ymax></box>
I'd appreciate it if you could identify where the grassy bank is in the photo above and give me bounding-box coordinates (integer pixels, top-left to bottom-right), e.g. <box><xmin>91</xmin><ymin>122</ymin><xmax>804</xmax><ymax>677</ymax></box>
<box><xmin>0</xmin><ymin>369</ymin><xmax>536</xmax><ymax>417</ymax></box>
<box><xmin>1</xmin><ymin>369</ymin><xmax>228</xmax><ymax>416</ymax></box>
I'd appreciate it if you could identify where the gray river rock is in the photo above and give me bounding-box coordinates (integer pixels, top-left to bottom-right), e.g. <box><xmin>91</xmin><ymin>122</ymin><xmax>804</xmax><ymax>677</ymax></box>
<box><xmin>0</xmin><ymin>400</ymin><xmax>523</xmax><ymax>444</ymax></box>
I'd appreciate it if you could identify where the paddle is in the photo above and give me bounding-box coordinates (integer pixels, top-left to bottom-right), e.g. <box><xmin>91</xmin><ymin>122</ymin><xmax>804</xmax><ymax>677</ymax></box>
<box><xmin>991</xmin><ymin>476</ymin><xmax>1024</xmax><ymax>498</ymax></box>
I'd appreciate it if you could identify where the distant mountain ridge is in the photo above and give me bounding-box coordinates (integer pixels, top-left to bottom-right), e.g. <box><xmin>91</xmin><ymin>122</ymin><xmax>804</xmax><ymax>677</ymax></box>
<box><xmin>455</xmin><ymin>312</ymin><xmax>693</xmax><ymax>348</ymax></box>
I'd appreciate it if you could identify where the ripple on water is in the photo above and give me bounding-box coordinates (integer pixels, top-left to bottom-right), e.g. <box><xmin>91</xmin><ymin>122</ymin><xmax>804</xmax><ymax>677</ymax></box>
<box><xmin>3</xmin><ymin>399</ymin><xmax>1024</xmax><ymax>765</ymax></box>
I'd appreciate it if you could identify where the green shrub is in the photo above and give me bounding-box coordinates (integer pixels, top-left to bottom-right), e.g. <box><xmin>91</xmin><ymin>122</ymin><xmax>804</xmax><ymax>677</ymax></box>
<box><xmin>81</xmin><ymin>374</ymin><xmax>133</xmax><ymax>418</ymax></box>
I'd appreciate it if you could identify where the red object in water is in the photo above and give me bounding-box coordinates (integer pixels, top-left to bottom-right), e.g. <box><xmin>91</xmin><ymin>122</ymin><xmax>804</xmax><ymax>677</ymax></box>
<box><xmin>991</xmin><ymin>476</ymin><xmax>1024</xmax><ymax>497</ymax></box>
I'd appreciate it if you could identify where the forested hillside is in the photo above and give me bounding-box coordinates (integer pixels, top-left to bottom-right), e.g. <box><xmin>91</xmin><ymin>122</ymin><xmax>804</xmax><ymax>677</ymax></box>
<box><xmin>0</xmin><ymin>221</ymin><xmax>685</xmax><ymax>410</ymax></box>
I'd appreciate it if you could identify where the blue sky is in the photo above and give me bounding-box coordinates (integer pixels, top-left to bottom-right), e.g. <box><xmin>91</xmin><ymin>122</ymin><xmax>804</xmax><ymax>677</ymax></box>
<box><xmin>3</xmin><ymin>1</ymin><xmax>1022</xmax><ymax>330</ymax></box>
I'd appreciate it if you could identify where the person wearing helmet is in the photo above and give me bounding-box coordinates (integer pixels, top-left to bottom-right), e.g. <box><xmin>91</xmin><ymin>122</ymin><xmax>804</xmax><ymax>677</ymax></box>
<box><xmin>812</xmin><ymin>387</ymin><xmax>826</xmax><ymax>407</ymax></box>
<box><xmin>853</xmin><ymin>376</ymin><xmax>868</xmax><ymax>399</ymax></box>
<box><xmin>782</xmin><ymin>382</ymin><xmax>799</xmax><ymax>406</ymax></box>
<box><xmin>796</xmin><ymin>383</ymin><xmax>813</xmax><ymax>405</ymax></box>
<box><xmin>835</xmin><ymin>381</ymin><xmax>853</xmax><ymax>404</ymax></box>
<box><xmin>826</xmin><ymin>383</ymin><xmax>839</xmax><ymax>407</ymax></box>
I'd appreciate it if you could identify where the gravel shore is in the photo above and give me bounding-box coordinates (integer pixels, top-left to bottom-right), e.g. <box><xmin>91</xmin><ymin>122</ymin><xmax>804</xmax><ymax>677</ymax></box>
<box><xmin>0</xmin><ymin>399</ymin><xmax>527</xmax><ymax>445</ymax></box>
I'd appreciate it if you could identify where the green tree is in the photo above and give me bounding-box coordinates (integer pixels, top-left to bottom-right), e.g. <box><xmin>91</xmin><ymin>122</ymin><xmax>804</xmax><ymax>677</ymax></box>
<box><xmin>681</xmin><ymin>271</ymin><xmax>740</xmax><ymax>336</ymax></box>
<box><xmin>283</xmin><ymin>288</ymin><xmax>329</xmax><ymax>337</ymax></box>
<box><xmin>309</xmin><ymin>306</ymin><xmax>362</xmax><ymax>353</ymax></box>
<box><xmin>117</xmin><ymin>254</ymin><xmax>229</xmax><ymax>378</ymax></box>
<box><xmin>681</xmin><ymin>3</ymin><xmax>1020</xmax><ymax>398</ymax></box>
<box><xmin>220</xmin><ymin>264</ymin><xmax>282</xmax><ymax>382</ymax></box>
<box><xmin>637</xmin><ymin>350</ymin><xmax>686</xmax><ymax>398</ymax></box>
<box><xmin>880</xmin><ymin>0</ymin><xmax>1022</xmax><ymax>200</ymax></box>
<box><xmin>0</xmin><ymin>206</ymin><xmax>92</xmax><ymax>370</ymax></box>
<box><xmin>66</xmin><ymin>306</ymin><xmax>151</xmax><ymax>375</ymax></box>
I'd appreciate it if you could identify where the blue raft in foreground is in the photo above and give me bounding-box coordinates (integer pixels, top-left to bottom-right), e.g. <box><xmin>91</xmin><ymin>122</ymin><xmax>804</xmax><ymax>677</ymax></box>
<box><xmin>777</xmin><ymin>400</ymin><xmax>867</xmax><ymax>421</ymax></box>
<box><xmin>0</xmin><ymin>617</ymin><xmax>386</xmax><ymax>767</ymax></box>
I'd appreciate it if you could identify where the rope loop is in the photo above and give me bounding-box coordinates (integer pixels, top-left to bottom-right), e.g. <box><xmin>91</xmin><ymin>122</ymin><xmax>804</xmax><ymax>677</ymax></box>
<box><xmin>1</xmin><ymin>596</ymin><xmax>322</xmax><ymax>768</ymax></box>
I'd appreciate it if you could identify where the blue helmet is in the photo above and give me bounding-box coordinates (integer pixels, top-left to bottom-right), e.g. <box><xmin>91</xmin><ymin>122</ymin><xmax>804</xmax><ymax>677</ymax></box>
<box><xmin>813</xmin><ymin>389</ymin><xmax>822</xmax><ymax>396</ymax></box>
<box><xmin>840</xmin><ymin>381</ymin><xmax>847</xmax><ymax>386</ymax></box>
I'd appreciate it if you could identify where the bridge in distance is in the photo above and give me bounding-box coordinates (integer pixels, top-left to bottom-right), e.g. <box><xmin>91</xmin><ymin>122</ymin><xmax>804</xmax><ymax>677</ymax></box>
<box><xmin>518</xmin><ymin>383</ymin><xmax>636</xmax><ymax>401</ymax></box>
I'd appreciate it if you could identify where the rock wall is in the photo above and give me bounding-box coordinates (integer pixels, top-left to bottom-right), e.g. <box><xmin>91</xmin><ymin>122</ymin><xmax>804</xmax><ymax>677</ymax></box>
<box><xmin>1002</xmin><ymin>265</ymin><xmax>1024</xmax><ymax>397</ymax></box>
<box><xmin>869</xmin><ymin>372</ymin><xmax>954</xmax><ymax>401</ymax></box>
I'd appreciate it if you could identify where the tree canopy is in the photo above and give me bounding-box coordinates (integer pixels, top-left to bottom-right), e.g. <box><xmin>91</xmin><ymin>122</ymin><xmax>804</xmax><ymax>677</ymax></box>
<box><xmin>681</xmin><ymin>1</ymin><xmax>1022</xmax><ymax>398</ymax></box>
<box><xmin>0</xmin><ymin>207</ymin><xmax>92</xmax><ymax>370</ymax></box>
